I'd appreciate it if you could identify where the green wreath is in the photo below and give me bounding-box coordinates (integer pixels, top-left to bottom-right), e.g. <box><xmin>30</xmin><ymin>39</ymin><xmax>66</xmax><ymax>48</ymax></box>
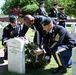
<box><xmin>24</xmin><ymin>43</ymin><xmax>49</xmax><ymax>69</ymax></box>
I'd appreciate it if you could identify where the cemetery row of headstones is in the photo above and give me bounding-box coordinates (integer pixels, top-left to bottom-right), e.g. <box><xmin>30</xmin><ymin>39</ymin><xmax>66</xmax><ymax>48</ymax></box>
<box><xmin>0</xmin><ymin>21</ymin><xmax>9</xmax><ymax>40</ymax></box>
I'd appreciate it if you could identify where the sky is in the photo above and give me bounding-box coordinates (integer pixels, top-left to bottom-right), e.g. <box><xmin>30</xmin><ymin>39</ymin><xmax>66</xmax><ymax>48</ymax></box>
<box><xmin>0</xmin><ymin>0</ymin><xmax>5</xmax><ymax>14</ymax></box>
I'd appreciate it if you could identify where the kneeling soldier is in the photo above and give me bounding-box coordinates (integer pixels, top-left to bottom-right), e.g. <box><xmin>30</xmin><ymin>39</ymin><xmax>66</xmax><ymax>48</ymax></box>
<box><xmin>2</xmin><ymin>15</ymin><xmax>20</xmax><ymax>59</ymax></box>
<box><xmin>34</xmin><ymin>17</ymin><xmax>76</xmax><ymax>74</ymax></box>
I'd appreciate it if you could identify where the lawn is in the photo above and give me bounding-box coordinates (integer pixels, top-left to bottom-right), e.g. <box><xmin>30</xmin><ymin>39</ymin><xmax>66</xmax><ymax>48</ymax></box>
<box><xmin>0</xmin><ymin>28</ymin><xmax>72</xmax><ymax>75</ymax></box>
<box><xmin>66</xmin><ymin>26</ymin><xmax>71</xmax><ymax>32</ymax></box>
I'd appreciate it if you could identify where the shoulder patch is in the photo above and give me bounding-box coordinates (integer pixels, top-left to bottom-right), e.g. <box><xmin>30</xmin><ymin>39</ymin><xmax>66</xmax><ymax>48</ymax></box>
<box><xmin>5</xmin><ymin>27</ymin><xmax>9</xmax><ymax>30</ymax></box>
<box><xmin>55</xmin><ymin>34</ymin><xmax>60</xmax><ymax>41</ymax></box>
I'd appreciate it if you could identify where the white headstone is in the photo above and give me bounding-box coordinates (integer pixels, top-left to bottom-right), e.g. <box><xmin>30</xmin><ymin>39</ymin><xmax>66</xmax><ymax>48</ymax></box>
<box><xmin>72</xmin><ymin>47</ymin><xmax>76</xmax><ymax>75</ymax></box>
<box><xmin>71</xmin><ymin>24</ymin><xmax>76</xmax><ymax>38</ymax></box>
<box><xmin>0</xmin><ymin>27</ymin><xmax>3</xmax><ymax>40</ymax></box>
<box><xmin>71</xmin><ymin>24</ymin><xmax>76</xmax><ymax>75</ymax></box>
<box><xmin>71</xmin><ymin>24</ymin><xmax>76</xmax><ymax>33</ymax></box>
<box><xmin>7</xmin><ymin>38</ymin><xmax>25</xmax><ymax>74</ymax></box>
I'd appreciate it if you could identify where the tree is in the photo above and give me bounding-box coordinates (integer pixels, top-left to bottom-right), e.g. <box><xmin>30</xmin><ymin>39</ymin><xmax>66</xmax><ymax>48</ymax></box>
<box><xmin>1</xmin><ymin>0</ymin><xmax>76</xmax><ymax>17</ymax></box>
<box><xmin>1</xmin><ymin>0</ymin><xmax>38</xmax><ymax>16</ymax></box>
<box><xmin>72</xmin><ymin>0</ymin><xmax>76</xmax><ymax>18</ymax></box>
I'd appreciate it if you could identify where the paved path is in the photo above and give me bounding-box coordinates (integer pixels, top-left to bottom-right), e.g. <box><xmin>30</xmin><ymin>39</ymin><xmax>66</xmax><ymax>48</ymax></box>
<box><xmin>0</xmin><ymin>48</ymin><xmax>8</xmax><ymax>72</ymax></box>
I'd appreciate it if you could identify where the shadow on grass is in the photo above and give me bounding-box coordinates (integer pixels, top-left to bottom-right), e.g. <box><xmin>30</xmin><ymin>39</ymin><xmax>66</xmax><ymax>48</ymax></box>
<box><xmin>0</xmin><ymin>65</ymin><xmax>63</xmax><ymax>75</ymax></box>
<box><xmin>25</xmin><ymin>67</ymin><xmax>62</xmax><ymax>75</ymax></box>
<box><xmin>0</xmin><ymin>61</ymin><xmax>66</xmax><ymax>75</ymax></box>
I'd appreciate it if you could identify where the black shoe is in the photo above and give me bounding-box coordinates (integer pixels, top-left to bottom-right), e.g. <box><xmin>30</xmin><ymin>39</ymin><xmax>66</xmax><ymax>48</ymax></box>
<box><xmin>52</xmin><ymin>66</ymin><xmax>67</xmax><ymax>74</ymax></box>
<box><xmin>52</xmin><ymin>66</ymin><xmax>61</xmax><ymax>74</ymax></box>
<box><xmin>58</xmin><ymin>67</ymin><xmax>67</xmax><ymax>74</ymax></box>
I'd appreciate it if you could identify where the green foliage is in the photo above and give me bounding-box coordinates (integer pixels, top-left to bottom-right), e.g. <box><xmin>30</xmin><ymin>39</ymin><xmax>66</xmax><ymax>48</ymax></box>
<box><xmin>24</xmin><ymin>43</ymin><xmax>47</xmax><ymax>68</ymax></box>
<box><xmin>44</xmin><ymin>0</ymin><xmax>52</xmax><ymax>13</ymax></box>
<box><xmin>22</xmin><ymin>4</ymin><xmax>38</xmax><ymax>15</ymax></box>
<box><xmin>0</xmin><ymin>41</ymin><xmax>3</xmax><ymax>48</ymax></box>
<box><xmin>1</xmin><ymin>0</ymin><xmax>76</xmax><ymax>19</ymax></box>
<box><xmin>72</xmin><ymin>0</ymin><xmax>76</xmax><ymax>17</ymax></box>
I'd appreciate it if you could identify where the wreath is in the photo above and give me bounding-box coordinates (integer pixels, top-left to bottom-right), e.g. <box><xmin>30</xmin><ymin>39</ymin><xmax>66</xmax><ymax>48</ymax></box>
<box><xmin>20</xmin><ymin>37</ymin><xmax>51</xmax><ymax>68</ymax></box>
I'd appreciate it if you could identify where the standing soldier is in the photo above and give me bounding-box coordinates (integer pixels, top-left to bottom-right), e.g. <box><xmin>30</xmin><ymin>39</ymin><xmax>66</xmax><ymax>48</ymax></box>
<box><xmin>36</xmin><ymin>1</ymin><xmax>47</xmax><ymax>16</ymax></box>
<box><xmin>58</xmin><ymin>7</ymin><xmax>67</xmax><ymax>28</ymax></box>
<box><xmin>48</xmin><ymin>2</ymin><xmax>58</xmax><ymax>22</ymax></box>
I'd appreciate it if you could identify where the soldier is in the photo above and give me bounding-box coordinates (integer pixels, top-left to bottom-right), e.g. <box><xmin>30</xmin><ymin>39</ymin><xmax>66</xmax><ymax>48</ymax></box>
<box><xmin>24</xmin><ymin>15</ymin><xmax>52</xmax><ymax>62</ymax></box>
<box><xmin>34</xmin><ymin>17</ymin><xmax>76</xmax><ymax>74</ymax></box>
<box><xmin>17</xmin><ymin>17</ymin><xmax>29</xmax><ymax>36</ymax></box>
<box><xmin>48</xmin><ymin>2</ymin><xmax>58</xmax><ymax>22</ymax></box>
<box><xmin>2</xmin><ymin>15</ymin><xmax>20</xmax><ymax>59</ymax></box>
<box><xmin>35</xmin><ymin>1</ymin><xmax>47</xmax><ymax>16</ymax></box>
<box><xmin>58</xmin><ymin>7</ymin><xmax>67</xmax><ymax>28</ymax></box>
<box><xmin>24</xmin><ymin>14</ymin><xmax>46</xmax><ymax>47</ymax></box>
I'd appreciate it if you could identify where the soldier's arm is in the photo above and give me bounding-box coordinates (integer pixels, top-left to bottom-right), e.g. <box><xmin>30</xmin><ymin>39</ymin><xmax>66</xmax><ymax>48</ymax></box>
<box><xmin>2</xmin><ymin>27</ymin><xmax>9</xmax><ymax>45</ymax></box>
<box><xmin>58</xmin><ymin>29</ymin><xmax>76</xmax><ymax>49</ymax></box>
<box><xmin>50</xmin><ymin>27</ymin><xmax>67</xmax><ymax>50</ymax></box>
<box><xmin>19</xmin><ymin>24</ymin><xmax>29</xmax><ymax>36</ymax></box>
<box><xmin>59</xmin><ymin>13</ymin><xmax>67</xmax><ymax>20</ymax></box>
<box><xmin>59</xmin><ymin>13</ymin><xmax>64</xmax><ymax>19</ymax></box>
<box><xmin>52</xmin><ymin>27</ymin><xmax>70</xmax><ymax>49</ymax></box>
<box><xmin>36</xmin><ymin>9</ymin><xmax>39</xmax><ymax>15</ymax></box>
<box><xmin>64</xmin><ymin>14</ymin><xmax>67</xmax><ymax>20</ymax></box>
<box><xmin>42</xmin><ymin>33</ymin><xmax>51</xmax><ymax>55</ymax></box>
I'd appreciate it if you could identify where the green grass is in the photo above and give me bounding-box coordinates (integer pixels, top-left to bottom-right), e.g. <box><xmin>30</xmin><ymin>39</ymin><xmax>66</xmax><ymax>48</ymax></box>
<box><xmin>0</xmin><ymin>28</ymin><xmax>72</xmax><ymax>75</ymax></box>
<box><xmin>0</xmin><ymin>57</ymin><xmax>72</xmax><ymax>75</ymax></box>
<box><xmin>25</xmin><ymin>28</ymin><xmax>35</xmax><ymax>42</ymax></box>
<box><xmin>66</xmin><ymin>26</ymin><xmax>71</xmax><ymax>32</ymax></box>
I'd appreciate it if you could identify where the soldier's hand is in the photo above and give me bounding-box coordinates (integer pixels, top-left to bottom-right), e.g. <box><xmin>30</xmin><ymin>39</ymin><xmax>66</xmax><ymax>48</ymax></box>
<box><xmin>34</xmin><ymin>49</ymin><xmax>43</xmax><ymax>56</ymax></box>
<box><xmin>3</xmin><ymin>42</ymin><xmax>7</xmax><ymax>48</ymax></box>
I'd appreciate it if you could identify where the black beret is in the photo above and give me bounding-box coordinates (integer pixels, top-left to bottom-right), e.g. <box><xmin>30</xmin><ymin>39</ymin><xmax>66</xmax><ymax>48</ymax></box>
<box><xmin>9</xmin><ymin>15</ymin><xmax>16</xmax><ymax>23</ymax></box>
<box><xmin>53</xmin><ymin>2</ymin><xmax>58</xmax><ymax>6</ymax></box>
<box><xmin>39</xmin><ymin>1</ymin><xmax>44</xmax><ymax>5</ymax></box>
<box><xmin>60</xmin><ymin>7</ymin><xmax>64</xmax><ymax>10</ymax></box>
<box><xmin>41</xmin><ymin>17</ymin><xmax>52</xmax><ymax>26</ymax></box>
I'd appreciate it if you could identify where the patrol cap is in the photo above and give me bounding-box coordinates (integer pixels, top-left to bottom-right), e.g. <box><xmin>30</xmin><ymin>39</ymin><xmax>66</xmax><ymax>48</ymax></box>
<box><xmin>53</xmin><ymin>2</ymin><xmax>58</xmax><ymax>6</ymax></box>
<box><xmin>60</xmin><ymin>7</ymin><xmax>64</xmax><ymax>10</ymax></box>
<box><xmin>41</xmin><ymin>17</ymin><xmax>52</xmax><ymax>26</ymax></box>
<box><xmin>39</xmin><ymin>1</ymin><xmax>44</xmax><ymax>5</ymax></box>
<box><xmin>9</xmin><ymin>15</ymin><xmax>16</xmax><ymax>23</ymax></box>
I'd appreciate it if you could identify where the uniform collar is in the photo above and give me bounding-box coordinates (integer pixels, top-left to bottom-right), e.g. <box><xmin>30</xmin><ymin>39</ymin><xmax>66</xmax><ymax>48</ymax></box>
<box><xmin>49</xmin><ymin>26</ymin><xmax>53</xmax><ymax>33</ymax></box>
<box><xmin>13</xmin><ymin>26</ymin><xmax>16</xmax><ymax>28</ymax></box>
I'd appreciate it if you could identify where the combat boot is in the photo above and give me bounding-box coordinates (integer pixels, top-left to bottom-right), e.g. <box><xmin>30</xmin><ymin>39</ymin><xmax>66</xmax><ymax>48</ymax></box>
<box><xmin>52</xmin><ymin>66</ymin><xmax>67</xmax><ymax>74</ymax></box>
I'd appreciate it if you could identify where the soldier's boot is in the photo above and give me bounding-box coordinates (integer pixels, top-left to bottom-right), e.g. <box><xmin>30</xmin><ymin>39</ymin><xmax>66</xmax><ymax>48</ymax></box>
<box><xmin>52</xmin><ymin>66</ymin><xmax>67</xmax><ymax>74</ymax></box>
